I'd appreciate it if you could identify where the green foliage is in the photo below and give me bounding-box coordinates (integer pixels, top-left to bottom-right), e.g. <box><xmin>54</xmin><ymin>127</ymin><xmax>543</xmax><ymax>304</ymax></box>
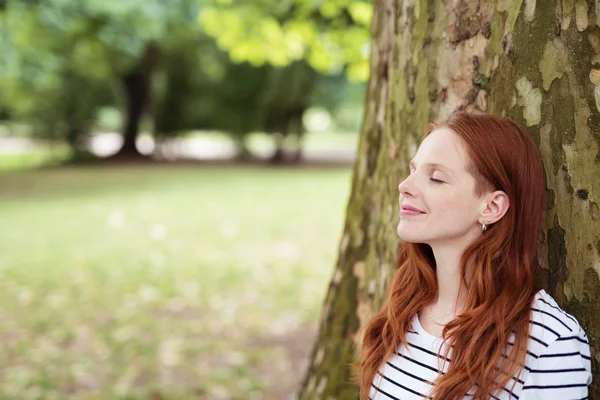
<box><xmin>0</xmin><ymin>0</ymin><xmax>367</xmax><ymax>152</ymax></box>
<box><xmin>307</xmin><ymin>73</ymin><xmax>366</xmax><ymax>132</ymax></box>
<box><xmin>154</xmin><ymin>30</ymin><xmax>319</xmax><ymax>141</ymax></box>
<box><xmin>0</xmin><ymin>0</ymin><xmax>193</xmax><ymax>143</ymax></box>
<box><xmin>198</xmin><ymin>0</ymin><xmax>372</xmax><ymax>81</ymax></box>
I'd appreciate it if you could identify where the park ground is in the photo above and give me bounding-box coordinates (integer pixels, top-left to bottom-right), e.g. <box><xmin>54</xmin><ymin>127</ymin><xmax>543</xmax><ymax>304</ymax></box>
<box><xmin>0</xmin><ymin>133</ymin><xmax>354</xmax><ymax>399</ymax></box>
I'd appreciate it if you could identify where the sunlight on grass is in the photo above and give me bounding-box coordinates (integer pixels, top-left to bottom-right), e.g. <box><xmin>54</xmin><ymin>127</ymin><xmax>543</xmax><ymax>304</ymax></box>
<box><xmin>0</xmin><ymin>165</ymin><xmax>352</xmax><ymax>399</ymax></box>
<box><xmin>0</xmin><ymin>146</ymin><xmax>72</xmax><ymax>171</ymax></box>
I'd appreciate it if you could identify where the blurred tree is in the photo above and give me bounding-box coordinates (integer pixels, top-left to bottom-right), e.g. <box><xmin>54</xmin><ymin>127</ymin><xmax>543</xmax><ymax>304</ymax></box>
<box><xmin>0</xmin><ymin>0</ymin><xmax>178</xmax><ymax>158</ymax></box>
<box><xmin>310</xmin><ymin>74</ymin><xmax>366</xmax><ymax>133</ymax></box>
<box><xmin>199</xmin><ymin>0</ymin><xmax>372</xmax><ymax>82</ymax></box>
<box><xmin>153</xmin><ymin>35</ymin><xmax>270</xmax><ymax>159</ymax></box>
<box><xmin>155</xmin><ymin>40</ymin><xmax>317</xmax><ymax>161</ymax></box>
<box><xmin>154</xmin><ymin>0</ymin><xmax>368</xmax><ymax>162</ymax></box>
<box><xmin>194</xmin><ymin>0</ymin><xmax>372</xmax><ymax>161</ymax></box>
<box><xmin>153</xmin><ymin>25</ymin><xmax>325</xmax><ymax>162</ymax></box>
<box><xmin>255</xmin><ymin>60</ymin><xmax>317</xmax><ymax>162</ymax></box>
<box><xmin>0</xmin><ymin>0</ymin><xmax>370</xmax><ymax>162</ymax></box>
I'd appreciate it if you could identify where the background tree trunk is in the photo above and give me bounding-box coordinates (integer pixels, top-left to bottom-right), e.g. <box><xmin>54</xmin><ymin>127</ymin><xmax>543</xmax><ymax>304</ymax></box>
<box><xmin>299</xmin><ymin>0</ymin><xmax>600</xmax><ymax>398</ymax></box>
<box><xmin>114</xmin><ymin>43</ymin><xmax>159</xmax><ymax>158</ymax></box>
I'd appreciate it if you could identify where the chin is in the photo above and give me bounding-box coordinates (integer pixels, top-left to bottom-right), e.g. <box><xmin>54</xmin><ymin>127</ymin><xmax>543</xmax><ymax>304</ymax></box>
<box><xmin>397</xmin><ymin>224</ymin><xmax>428</xmax><ymax>243</ymax></box>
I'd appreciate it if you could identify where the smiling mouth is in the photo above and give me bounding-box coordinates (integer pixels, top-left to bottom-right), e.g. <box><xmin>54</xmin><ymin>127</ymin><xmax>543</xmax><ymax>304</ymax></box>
<box><xmin>401</xmin><ymin>205</ymin><xmax>425</xmax><ymax>212</ymax></box>
<box><xmin>400</xmin><ymin>207</ymin><xmax>425</xmax><ymax>216</ymax></box>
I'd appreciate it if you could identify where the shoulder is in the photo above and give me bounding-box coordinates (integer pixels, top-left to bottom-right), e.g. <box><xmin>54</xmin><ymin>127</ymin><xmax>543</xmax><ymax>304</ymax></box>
<box><xmin>528</xmin><ymin>289</ymin><xmax>591</xmax><ymax>363</ymax></box>
<box><xmin>520</xmin><ymin>290</ymin><xmax>593</xmax><ymax>396</ymax></box>
<box><xmin>530</xmin><ymin>289</ymin><xmax>583</xmax><ymax>340</ymax></box>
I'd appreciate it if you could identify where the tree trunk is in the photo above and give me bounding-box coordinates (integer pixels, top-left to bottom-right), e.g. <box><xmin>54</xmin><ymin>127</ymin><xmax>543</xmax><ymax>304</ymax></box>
<box><xmin>114</xmin><ymin>43</ymin><xmax>159</xmax><ymax>158</ymax></box>
<box><xmin>231</xmin><ymin>133</ymin><xmax>256</xmax><ymax>161</ymax></box>
<box><xmin>269</xmin><ymin>132</ymin><xmax>287</xmax><ymax>163</ymax></box>
<box><xmin>299</xmin><ymin>1</ymin><xmax>600</xmax><ymax>398</ymax></box>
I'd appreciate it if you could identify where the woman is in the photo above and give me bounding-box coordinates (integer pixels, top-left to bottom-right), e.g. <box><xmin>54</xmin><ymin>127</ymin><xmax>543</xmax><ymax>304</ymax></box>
<box><xmin>359</xmin><ymin>112</ymin><xmax>592</xmax><ymax>400</ymax></box>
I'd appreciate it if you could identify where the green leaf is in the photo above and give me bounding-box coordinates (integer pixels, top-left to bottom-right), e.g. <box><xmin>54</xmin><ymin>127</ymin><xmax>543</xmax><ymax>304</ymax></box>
<box><xmin>349</xmin><ymin>2</ymin><xmax>373</xmax><ymax>26</ymax></box>
<box><xmin>347</xmin><ymin>60</ymin><xmax>369</xmax><ymax>82</ymax></box>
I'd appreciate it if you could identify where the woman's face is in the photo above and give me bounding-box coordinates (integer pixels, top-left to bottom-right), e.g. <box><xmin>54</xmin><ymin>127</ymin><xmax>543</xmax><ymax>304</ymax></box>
<box><xmin>397</xmin><ymin>127</ymin><xmax>486</xmax><ymax>246</ymax></box>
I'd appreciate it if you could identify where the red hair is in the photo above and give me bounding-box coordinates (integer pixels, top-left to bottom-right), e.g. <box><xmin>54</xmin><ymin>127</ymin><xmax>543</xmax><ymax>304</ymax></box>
<box><xmin>357</xmin><ymin>112</ymin><xmax>546</xmax><ymax>399</ymax></box>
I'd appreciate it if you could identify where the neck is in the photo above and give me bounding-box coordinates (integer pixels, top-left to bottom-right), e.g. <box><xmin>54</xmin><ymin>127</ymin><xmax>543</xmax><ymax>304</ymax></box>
<box><xmin>428</xmin><ymin>243</ymin><xmax>470</xmax><ymax>316</ymax></box>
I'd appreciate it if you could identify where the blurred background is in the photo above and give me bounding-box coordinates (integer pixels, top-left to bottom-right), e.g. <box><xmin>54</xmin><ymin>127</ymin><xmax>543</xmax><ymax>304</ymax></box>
<box><xmin>0</xmin><ymin>0</ymin><xmax>370</xmax><ymax>399</ymax></box>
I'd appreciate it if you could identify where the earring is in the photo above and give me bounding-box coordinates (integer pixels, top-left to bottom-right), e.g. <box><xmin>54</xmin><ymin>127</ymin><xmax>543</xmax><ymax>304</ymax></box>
<box><xmin>481</xmin><ymin>219</ymin><xmax>490</xmax><ymax>233</ymax></box>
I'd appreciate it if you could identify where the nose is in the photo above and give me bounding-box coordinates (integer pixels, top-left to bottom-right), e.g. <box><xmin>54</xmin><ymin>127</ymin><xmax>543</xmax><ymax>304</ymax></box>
<box><xmin>398</xmin><ymin>174</ymin><xmax>416</xmax><ymax>197</ymax></box>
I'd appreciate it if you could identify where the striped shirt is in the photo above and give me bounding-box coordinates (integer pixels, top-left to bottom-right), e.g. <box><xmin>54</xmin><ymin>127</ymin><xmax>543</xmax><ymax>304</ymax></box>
<box><xmin>370</xmin><ymin>289</ymin><xmax>592</xmax><ymax>400</ymax></box>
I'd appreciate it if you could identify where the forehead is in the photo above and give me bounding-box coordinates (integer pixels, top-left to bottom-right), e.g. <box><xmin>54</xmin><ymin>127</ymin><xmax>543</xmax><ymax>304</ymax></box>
<box><xmin>413</xmin><ymin>127</ymin><xmax>470</xmax><ymax>171</ymax></box>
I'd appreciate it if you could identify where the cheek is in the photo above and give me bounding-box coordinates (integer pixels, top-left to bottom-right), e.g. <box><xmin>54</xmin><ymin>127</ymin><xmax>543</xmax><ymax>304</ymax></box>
<box><xmin>433</xmin><ymin>190</ymin><xmax>473</xmax><ymax>217</ymax></box>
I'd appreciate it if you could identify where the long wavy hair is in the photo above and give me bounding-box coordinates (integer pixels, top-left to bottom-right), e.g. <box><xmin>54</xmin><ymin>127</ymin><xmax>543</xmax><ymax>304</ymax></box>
<box><xmin>358</xmin><ymin>112</ymin><xmax>546</xmax><ymax>399</ymax></box>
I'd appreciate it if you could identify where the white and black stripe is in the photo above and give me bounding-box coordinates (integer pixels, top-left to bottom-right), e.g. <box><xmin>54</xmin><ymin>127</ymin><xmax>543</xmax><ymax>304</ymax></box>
<box><xmin>369</xmin><ymin>289</ymin><xmax>592</xmax><ymax>400</ymax></box>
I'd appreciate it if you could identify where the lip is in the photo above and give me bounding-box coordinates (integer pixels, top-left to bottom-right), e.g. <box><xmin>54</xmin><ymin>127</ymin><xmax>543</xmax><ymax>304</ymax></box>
<box><xmin>401</xmin><ymin>204</ymin><xmax>425</xmax><ymax>213</ymax></box>
<box><xmin>400</xmin><ymin>204</ymin><xmax>426</xmax><ymax>217</ymax></box>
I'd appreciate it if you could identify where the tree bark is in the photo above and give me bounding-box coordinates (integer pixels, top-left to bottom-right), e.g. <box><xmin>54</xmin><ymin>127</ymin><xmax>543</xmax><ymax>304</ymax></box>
<box><xmin>299</xmin><ymin>0</ymin><xmax>600</xmax><ymax>398</ymax></box>
<box><xmin>269</xmin><ymin>132</ymin><xmax>287</xmax><ymax>163</ymax></box>
<box><xmin>114</xmin><ymin>43</ymin><xmax>159</xmax><ymax>158</ymax></box>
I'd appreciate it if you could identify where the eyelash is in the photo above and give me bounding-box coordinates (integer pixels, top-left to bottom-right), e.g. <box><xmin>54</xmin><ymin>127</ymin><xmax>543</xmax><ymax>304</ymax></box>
<box><xmin>407</xmin><ymin>169</ymin><xmax>445</xmax><ymax>184</ymax></box>
<box><xmin>429</xmin><ymin>178</ymin><xmax>445</xmax><ymax>184</ymax></box>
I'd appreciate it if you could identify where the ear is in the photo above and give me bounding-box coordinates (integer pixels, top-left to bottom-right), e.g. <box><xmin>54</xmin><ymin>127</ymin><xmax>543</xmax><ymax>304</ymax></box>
<box><xmin>479</xmin><ymin>190</ymin><xmax>510</xmax><ymax>225</ymax></box>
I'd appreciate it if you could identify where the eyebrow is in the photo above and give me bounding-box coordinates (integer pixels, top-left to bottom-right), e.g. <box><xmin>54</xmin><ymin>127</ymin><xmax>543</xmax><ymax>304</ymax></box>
<box><xmin>408</xmin><ymin>160</ymin><xmax>454</xmax><ymax>175</ymax></box>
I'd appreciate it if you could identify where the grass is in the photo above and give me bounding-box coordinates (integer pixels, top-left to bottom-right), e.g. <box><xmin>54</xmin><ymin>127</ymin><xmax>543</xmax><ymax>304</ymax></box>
<box><xmin>0</xmin><ymin>165</ymin><xmax>352</xmax><ymax>399</ymax></box>
<box><xmin>0</xmin><ymin>146</ymin><xmax>72</xmax><ymax>172</ymax></box>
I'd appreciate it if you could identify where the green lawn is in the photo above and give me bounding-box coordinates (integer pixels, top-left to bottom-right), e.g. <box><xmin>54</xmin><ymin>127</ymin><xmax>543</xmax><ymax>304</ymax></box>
<box><xmin>0</xmin><ymin>146</ymin><xmax>72</xmax><ymax>172</ymax></box>
<box><xmin>0</xmin><ymin>165</ymin><xmax>352</xmax><ymax>399</ymax></box>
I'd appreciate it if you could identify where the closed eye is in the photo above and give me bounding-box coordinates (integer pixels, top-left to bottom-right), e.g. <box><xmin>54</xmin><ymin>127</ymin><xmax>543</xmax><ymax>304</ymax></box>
<box><xmin>429</xmin><ymin>178</ymin><xmax>445</xmax><ymax>184</ymax></box>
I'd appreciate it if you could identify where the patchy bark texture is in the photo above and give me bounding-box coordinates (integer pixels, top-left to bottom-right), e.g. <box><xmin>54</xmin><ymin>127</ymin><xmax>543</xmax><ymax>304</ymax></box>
<box><xmin>299</xmin><ymin>0</ymin><xmax>600</xmax><ymax>399</ymax></box>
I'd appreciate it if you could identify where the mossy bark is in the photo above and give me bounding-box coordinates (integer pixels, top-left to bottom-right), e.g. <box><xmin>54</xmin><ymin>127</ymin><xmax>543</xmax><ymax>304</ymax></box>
<box><xmin>299</xmin><ymin>1</ymin><xmax>600</xmax><ymax>399</ymax></box>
